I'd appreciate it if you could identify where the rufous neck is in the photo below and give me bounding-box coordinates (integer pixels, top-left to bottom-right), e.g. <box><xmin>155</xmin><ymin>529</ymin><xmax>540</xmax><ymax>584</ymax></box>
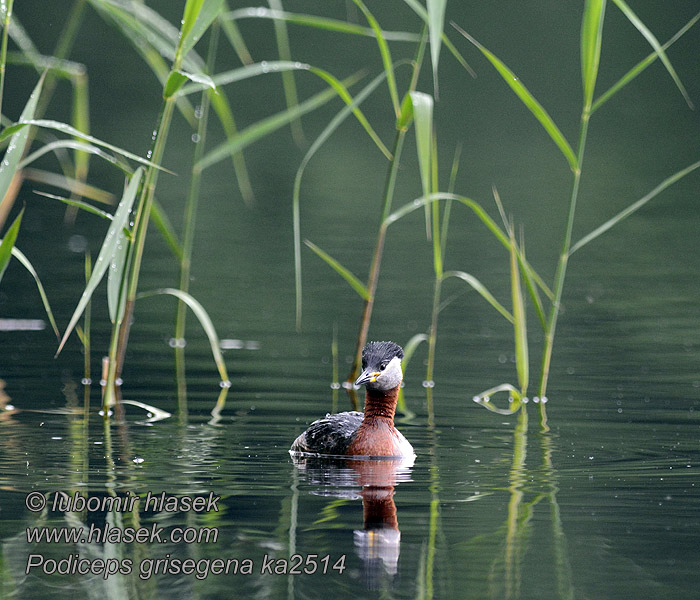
<box><xmin>363</xmin><ymin>386</ymin><xmax>399</xmax><ymax>420</ymax></box>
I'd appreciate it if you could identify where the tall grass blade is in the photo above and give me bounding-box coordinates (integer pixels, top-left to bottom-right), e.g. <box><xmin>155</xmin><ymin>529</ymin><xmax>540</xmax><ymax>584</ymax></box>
<box><xmin>581</xmin><ymin>0</ymin><xmax>606</xmax><ymax>110</ymax></box>
<box><xmin>0</xmin><ymin>207</ymin><xmax>22</xmax><ymax>286</ymax></box>
<box><xmin>451</xmin><ymin>23</ymin><xmax>578</xmax><ymax>172</ymax></box>
<box><xmin>352</xmin><ymin>0</ymin><xmax>400</xmax><ymax>116</ymax></box>
<box><xmin>610</xmin><ymin>0</ymin><xmax>694</xmax><ymax>109</ymax></box>
<box><xmin>56</xmin><ymin>168</ymin><xmax>143</xmax><ymax>356</ymax></box>
<box><xmin>137</xmin><ymin>287</ymin><xmax>229</xmax><ymax>384</ymax></box>
<box><xmin>268</xmin><ymin>0</ymin><xmax>304</xmax><ymax>143</ymax></box>
<box><xmin>443</xmin><ymin>270</ymin><xmax>514</xmax><ymax>323</ymax></box>
<box><xmin>0</xmin><ymin>74</ymin><xmax>44</xmax><ymax>204</ymax></box>
<box><xmin>409</xmin><ymin>91</ymin><xmax>435</xmax><ymax>243</ymax></box>
<box><xmin>592</xmin><ymin>11</ymin><xmax>700</xmax><ymax>113</ymax></box>
<box><xmin>570</xmin><ymin>159</ymin><xmax>700</xmax><ymax>255</ymax></box>
<box><xmin>294</xmin><ymin>70</ymin><xmax>389</xmax><ymax>328</ymax></box>
<box><xmin>197</xmin><ymin>70</ymin><xmax>365</xmax><ymax>171</ymax></box>
<box><xmin>304</xmin><ymin>240</ymin><xmax>370</xmax><ymax>301</ymax></box>
<box><xmin>9</xmin><ymin>245</ymin><xmax>59</xmax><ymax>338</ymax></box>
<box><xmin>0</xmin><ymin>120</ymin><xmax>169</xmax><ymax>171</ymax></box>
<box><xmin>509</xmin><ymin>226</ymin><xmax>528</xmax><ymax>394</ymax></box>
<box><xmin>426</xmin><ymin>0</ymin><xmax>446</xmax><ymax>97</ymax></box>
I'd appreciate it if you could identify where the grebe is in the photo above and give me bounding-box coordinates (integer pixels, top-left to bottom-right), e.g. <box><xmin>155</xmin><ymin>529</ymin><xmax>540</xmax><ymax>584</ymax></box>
<box><xmin>290</xmin><ymin>341</ymin><xmax>414</xmax><ymax>458</ymax></box>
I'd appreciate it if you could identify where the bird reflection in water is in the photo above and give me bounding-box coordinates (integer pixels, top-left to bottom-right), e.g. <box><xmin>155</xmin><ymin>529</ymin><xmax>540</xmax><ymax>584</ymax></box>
<box><xmin>290</xmin><ymin>453</ymin><xmax>414</xmax><ymax>588</ymax></box>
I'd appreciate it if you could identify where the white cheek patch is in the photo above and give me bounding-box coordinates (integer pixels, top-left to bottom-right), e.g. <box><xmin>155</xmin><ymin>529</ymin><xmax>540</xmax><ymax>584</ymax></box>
<box><xmin>377</xmin><ymin>356</ymin><xmax>403</xmax><ymax>389</ymax></box>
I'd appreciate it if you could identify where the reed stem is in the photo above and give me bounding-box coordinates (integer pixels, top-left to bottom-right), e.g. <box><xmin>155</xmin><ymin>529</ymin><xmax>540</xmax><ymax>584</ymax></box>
<box><xmin>104</xmin><ymin>25</ymin><xmax>189</xmax><ymax>402</ymax></box>
<box><xmin>174</xmin><ymin>23</ymin><xmax>219</xmax><ymax>404</ymax></box>
<box><xmin>346</xmin><ymin>128</ymin><xmax>406</xmax><ymax>384</ymax></box>
<box><xmin>0</xmin><ymin>0</ymin><xmax>14</xmax><ymax>120</ymax></box>
<box><xmin>538</xmin><ymin>111</ymin><xmax>591</xmax><ymax>397</ymax></box>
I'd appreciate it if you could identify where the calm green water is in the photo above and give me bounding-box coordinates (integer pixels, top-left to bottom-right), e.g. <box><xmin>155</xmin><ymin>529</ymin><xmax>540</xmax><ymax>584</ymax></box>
<box><xmin>1</xmin><ymin>2</ymin><xmax>700</xmax><ymax>599</ymax></box>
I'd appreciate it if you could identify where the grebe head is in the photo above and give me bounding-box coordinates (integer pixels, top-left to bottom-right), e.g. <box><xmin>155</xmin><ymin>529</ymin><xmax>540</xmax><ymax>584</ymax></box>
<box><xmin>354</xmin><ymin>341</ymin><xmax>404</xmax><ymax>392</ymax></box>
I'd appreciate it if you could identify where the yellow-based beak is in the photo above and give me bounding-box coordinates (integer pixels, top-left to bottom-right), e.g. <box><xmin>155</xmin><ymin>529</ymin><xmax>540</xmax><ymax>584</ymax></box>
<box><xmin>355</xmin><ymin>369</ymin><xmax>380</xmax><ymax>386</ymax></box>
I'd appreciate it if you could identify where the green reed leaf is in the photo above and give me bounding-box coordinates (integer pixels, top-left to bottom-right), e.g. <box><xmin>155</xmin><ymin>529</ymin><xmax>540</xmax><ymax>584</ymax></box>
<box><xmin>402</xmin><ymin>333</ymin><xmax>429</xmax><ymax>372</ymax></box>
<box><xmin>0</xmin><ymin>119</ymin><xmax>170</xmax><ymax>172</ymax></box>
<box><xmin>385</xmin><ymin>192</ymin><xmax>553</xmax><ymax>301</ymax></box>
<box><xmin>310</xmin><ymin>67</ymin><xmax>391</xmax><ymax>160</ymax></box>
<box><xmin>107</xmin><ymin>226</ymin><xmax>129</xmax><ymax>324</ymax></box>
<box><xmin>180</xmin><ymin>60</ymin><xmax>309</xmax><ymax>95</ymax></box>
<box><xmin>443</xmin><ymin>270</ymin><xmax>514</xmax><ymax>323</ymax></box>
<box><xmin>294</xmin><ymin>70</ymin><xmax>389</xmax><ymax>328</ymax></box>
<box><xmin>385</xmin><ymin>192</ymin><xmax>509</xmax><ymax>246</ymax></box>
<box><xmin>20</xmin><ymin>140</ymin><xmax>123</xmax><ymax>171</ymax></box>
<box><xmin>225</xmin><ymin>7</ymin><xmax>420</xmax><ymax>41</ymax></box>
<box><xmin>473</xmin><ymin>383</ymin><xmax>522</xmax><ymax>414</ymax></box>
<box><xmin>452</xmin><ymin>23</ymin><xmax>578</xmax><ymax>172</ymax></box>
<box><xmin>220</xmin><ymin>3</ymin><xmax>253</xmax><ymax>64</ymax></box>
<box><xmin>9</xmin><ymin>245</ymin><xmax>59</xmax><ymax>339</ymax></box>
<box><xmin>610</xmin><ymin>0</ymin><xmax>694</xmax><ymax>109</ymax></box>
<box><xmin>88</xmin><ymin>0</ymin><xmax>204</xmax><ymax>73</ymax></box>
<box><xmin>304</xmin><ymin>240</ymin><xmax>370</xmax><ymax>301</ymax></box>
<box><xmin>0</xmin><ymin>74</ymin><xmax>44</xmax><ymax>203</ymax></box>
<box><xmin>509</xmin><ymin>226</ymin><xmax>528</xmax><ymax>394</ymax></box>
<box><xmin>197</xmin><ymin>70</ymin><xmax>365</xmax><ymax>172</ymax></box>
<box><xmin>0</xmin><ymin>208</ymin><xmax>23</xmax><ymax>286</ymax></box>
<box><xmin>592</xmin><ymin>11</ymin><xmax>700</xmax><ymax>113</ymax></box>
<box><xmin>56</xmin><ymin>168</ymin><xmax>143</xmax><ymax>356</ymax></box>
<box><xmin>71</xmin><ymin>73</ymin><xmax>91</xmax><ymax>200</ymax></box>
<box><xmin>137</xmin><ymin>287</ymin><xmax>229</xmax><ymax>384</ymax></box>
<box><xmin>208</xmin><ymin>90</ymin><xmax>255</xmax><ymax>206</ymax></box>
<box><xmin>581</xmin><ymin>0</ymin><xmax>606</xmax><ymax>110</ymax></box>
<box><xmin>427</xmin><ymin>0</ymin><xmax>446</xmax><ymax>96</ymax></box>
<box><xmin>24</xmin><ymin>168</ymin><xmax>114</xmax><ymax>204</ymax></box>
<box><xmin>397</xmin><ymin>332</ymin><xmax>428</xmax><ymax>415</ymax></box>
<box><xmin>409</xmin><ymin>91</ymin><xmax>435</xmax><ymax>245</ymax></box>
<box><xmin>179</xmin><ymin>0</ymin><xmax>224</xmax><ymax>59</ymax></box>
<box><xmin>352</xmin><ymin>0</ymin><xmax>400</xmax><ymax>116</ymax></box>
<box><xmin>268</xmin><ymin>0</ymin><xmax>304</xmax><ymax>144</ymax></box>
<box><xmin>569</xmin><ymin>159</ymin><xmax>700</xmax><ymax>256</ymax></box>
<box><xmin>164</xmin><ymin>69</ymin><xmax>215</xmax><ymax>98</ymax></box>
<box><xmin>150</xmin><ymin>198</ymin><xmax>183</xmax><ymax>261</ymax></box>
<box><xmin>89</xmin><ymin>0</ymin><xmax>198</xmax><ymax>126</ymax></box>
<box><xmin>402</xmin><ymin>0</ymin><xmax>475</xmax><ymax>76</ymax></box>
<box><xmin>33</xmin><ymin>191</ymin><xmax>113</xmax><ymax>220</ymax></box>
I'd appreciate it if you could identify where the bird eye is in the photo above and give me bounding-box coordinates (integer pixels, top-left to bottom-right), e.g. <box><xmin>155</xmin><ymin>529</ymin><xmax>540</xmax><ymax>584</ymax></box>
<box><xmin>379</xmin><ymin>361</ymin><xmax>388</xmax><ymax>371</ymax></box>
